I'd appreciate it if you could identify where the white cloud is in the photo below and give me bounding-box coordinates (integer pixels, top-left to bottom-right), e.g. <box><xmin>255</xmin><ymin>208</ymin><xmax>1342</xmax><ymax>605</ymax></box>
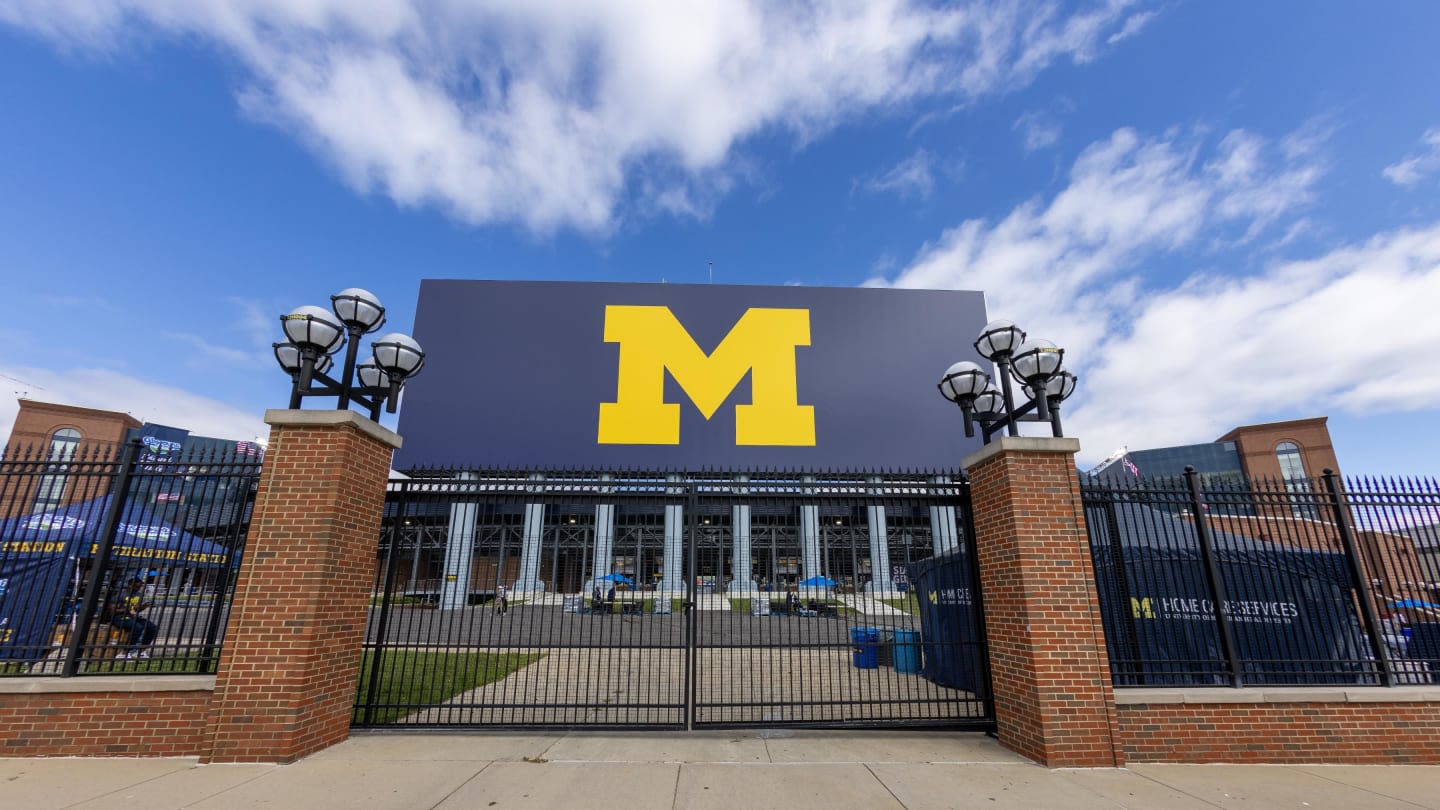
<box><xmin>869</xmin><ymin>122</ymin><xmax>1357</xmax><ymax>466</ymax></box>
<box><xmin>1013</xmin><ymin>110</ymin><xmax>1062</xmax><ymax>151</ymax></box>
<box><xmin>1383</xmin><ymin>128</ymin><xmax>1440</xmax><ymax>187</ymax></box>
<box><xmin>1106</xmin><ymin>10</ymin><xmax>1157</xmax><ymax>45</ymax></box>
<box><xmin>1074</xmin><ymin>225</ymin><xmax>1440</xmax><ymax>459</ymax></box>
<box><xmin>874</xmin><ymin>125</ymin><xmax>1327</xmax><ymax>354</ymax></box>
<box><xmin>855</xmin><ymin>149</ymin><xmax>937</xmax><ymax>200</ymax></box>
<box><xmin>0</xmin><ymin>366</ymin><xmax>269</xmax><ymax>448</ymax></box>
<box><xmin>0</xmin><ymin>0</ymin><xmax>1152</xmax><ymax>233</ymax></box>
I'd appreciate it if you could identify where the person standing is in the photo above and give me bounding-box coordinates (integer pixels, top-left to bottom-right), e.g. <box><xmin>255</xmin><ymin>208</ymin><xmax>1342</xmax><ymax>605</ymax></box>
<box><xmin>495</xmin><ymin>583</ymin><xmax>508</xmax><ymax>615</ymax></box>
<box><xmin>592</xmin><ymin>584</ymin><xmax>604</xmax><ymax>614</ymax></box>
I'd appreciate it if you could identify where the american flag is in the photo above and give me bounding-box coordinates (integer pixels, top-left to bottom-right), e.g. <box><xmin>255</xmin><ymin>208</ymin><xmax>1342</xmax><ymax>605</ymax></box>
<box><xmin>1122</xmin><ymin>458</ymin><xmax>1140</xmax><ymax>477</ymax></box>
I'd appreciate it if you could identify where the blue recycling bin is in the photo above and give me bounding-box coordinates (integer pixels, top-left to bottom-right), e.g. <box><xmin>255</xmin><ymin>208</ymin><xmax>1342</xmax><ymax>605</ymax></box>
<box><xmin>850</xmin><ymin>627</ymin><xmax>880</xmax><ymax>669</ymax></box>
<box><xmin>893</xmin><ymin>628</ymin><xmax>921</xmax><ymax>673</ymax></box>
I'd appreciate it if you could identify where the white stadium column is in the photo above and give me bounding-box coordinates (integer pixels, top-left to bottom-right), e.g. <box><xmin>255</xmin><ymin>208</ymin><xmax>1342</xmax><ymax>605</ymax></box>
<box><xmin>513</xmin><ymin>473</ymin><xmax>547</xmax><ymax>593</ymax></box>
<box><xmin>439</xmin><ymin>472</ymin><xmax>478</xmax><ymax>610</ymax></box>
<box><xmin>866</xmin><ymin>474</ymin><xmax>896</xmax><ymax>594</ymax></box>
<box><xmin>729</xmin><ymin>474</ymin><xmax>757</xmax><ymax>595</ymax></box>
<box><xmin>658</xmin><ymin>473</ymin><xmax>687</xmax><ymax>595</ymax></box>
<box><xmin>587</xmin><ymin>473</ymin><xmax>615</xmax><ymax>595</ymax></box>
<box><xmin>928</xmin><ymin>474</ymin><xmax>959</xmax><ymax>555</ymax></box>
<box><xmin>800</xmin><ymin>475</ymin><xmax>821</xmax><ymax>591</ymax></box>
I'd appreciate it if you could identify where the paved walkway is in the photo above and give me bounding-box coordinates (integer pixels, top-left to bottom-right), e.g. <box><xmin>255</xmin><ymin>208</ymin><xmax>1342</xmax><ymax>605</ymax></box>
<box><xmin>397</xmin><ymin>648</ymin><xmax>980</xmax><ymax>726</ymax></box>
<box><xmin>6</xmin><ymin>731</ymin><xmax>1440</xmax><ymax>809</ymax></box>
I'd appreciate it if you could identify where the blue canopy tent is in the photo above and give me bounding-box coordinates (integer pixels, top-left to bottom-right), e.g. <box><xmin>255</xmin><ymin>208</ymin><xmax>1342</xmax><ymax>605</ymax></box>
<box><xmin>0</xmin><ymin>496</ymin><xmax>235</xmax><ymax>662</ymax></box>
<box><xmin>798</xmin><ymin>576</ymin><xmax>837</xmax><ymax>588</ymax></box>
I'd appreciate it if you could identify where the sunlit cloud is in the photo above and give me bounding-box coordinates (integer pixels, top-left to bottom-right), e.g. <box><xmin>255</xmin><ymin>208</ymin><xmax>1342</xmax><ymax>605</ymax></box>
<box><xmin>1383</xmin><ymin>127</ymin><xmax>1440</xmax><ymax>187</ymax></box>
<box><xmin>0</xmin><ymin>365</ymin><xmax>269</xmax><ymax>447</ymax></box>
<box><xmin>869</xmin><ymin>122</ymin><xmax>1365</xmax><ymax>466</ymax></box>
<box><xmin>1</xmin><ymin>0</ymin><xmax>1155</xmax><ymax>233</ymax></box>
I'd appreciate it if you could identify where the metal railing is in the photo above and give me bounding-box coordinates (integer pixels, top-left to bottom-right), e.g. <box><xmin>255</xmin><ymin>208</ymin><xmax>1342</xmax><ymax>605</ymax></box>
<box><xmin>355</xmin><ymin>468</ymin><xmax>994</xmax><ymax>730</ymax></box>
<box><xmin>1083</xmin><ymin>469</ymin><xmax>1440</xmax><ymax>687</ymax></box>
<box><xmin>0</xmin><ymin>439</ymin><xmax>261</xmax><ymax>676</ymax></box>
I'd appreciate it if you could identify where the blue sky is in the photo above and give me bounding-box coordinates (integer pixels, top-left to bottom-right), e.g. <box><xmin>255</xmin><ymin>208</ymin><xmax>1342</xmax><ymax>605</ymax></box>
<box><xmin>2</xmin><ymin>1</ymin><xmax>1439</xmax><ymax>476</ymax></box>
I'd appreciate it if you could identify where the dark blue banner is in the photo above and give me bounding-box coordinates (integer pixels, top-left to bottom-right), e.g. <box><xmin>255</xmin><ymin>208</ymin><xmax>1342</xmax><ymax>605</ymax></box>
<box><xmin>909</xmin><ymin>550</ymin><xmax>989</xmax><ymax>697</ymax></box>
<box><xmin>136</xmin><ymin>423</ymin><xmax>189</xmax><ymax>471</ymax></box>
<box><xmin>397</xmin><ymin>281</ymin><xmax>988</xmax><ymax>469</ymax></box>
<box><xmin>0</xmin><ymin>554</ymin><xmax>75</xmax><ymax>663</ymax></box>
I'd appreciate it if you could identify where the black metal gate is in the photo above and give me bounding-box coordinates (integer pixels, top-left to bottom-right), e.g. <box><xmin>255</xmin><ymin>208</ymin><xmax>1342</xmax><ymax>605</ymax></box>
<box><xmin>353</xmin><ymin>470</ymin><xmax>993</xmax><ymax>731</ymax></box>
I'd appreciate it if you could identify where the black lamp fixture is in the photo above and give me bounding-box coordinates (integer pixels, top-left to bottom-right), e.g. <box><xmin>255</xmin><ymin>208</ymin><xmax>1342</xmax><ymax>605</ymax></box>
<box><xmin>938</xmin><ymin>318</ymin><xmax>1077</xmax><ymax>443</ymax></box>
<box><xmin>273</xmin><ymin>288</ymin><xmax>426</xmax><ymax>421</ymax></box>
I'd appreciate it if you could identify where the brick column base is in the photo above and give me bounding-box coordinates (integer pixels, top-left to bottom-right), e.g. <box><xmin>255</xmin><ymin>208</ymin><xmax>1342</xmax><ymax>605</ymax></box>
<box><xmin>202</xmin><ymin>410</ymin><xmax>400</xmax><ymax>764</ymax></box>
<box><xmin>964</xmin><ymin>437</ymin><xmax>1123</xmax><ymax>767</ymax></box>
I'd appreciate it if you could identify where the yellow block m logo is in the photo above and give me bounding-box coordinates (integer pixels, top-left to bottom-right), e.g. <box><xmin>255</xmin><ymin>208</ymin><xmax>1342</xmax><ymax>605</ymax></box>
<box><xmin>598</xmin><ymin>306</ymin><xmax>814</xmax><ymax>446</ymax></box>
<box><xmin>1130</xmin><ymin>597</ymin><xmax>1155</xmax><ymax>619</ymax></box>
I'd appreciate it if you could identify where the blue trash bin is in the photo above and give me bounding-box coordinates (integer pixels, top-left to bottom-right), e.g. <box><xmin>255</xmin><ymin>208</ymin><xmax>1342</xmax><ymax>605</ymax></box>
<box><xmin>850</xmin><ymin>627</ymin><xmax>880</xmax><ymax>669</ymax></box>
<box><xmin>893</xmin><ymin>628</ymin><xmax>921</xmax><ymax>673</ymax></box>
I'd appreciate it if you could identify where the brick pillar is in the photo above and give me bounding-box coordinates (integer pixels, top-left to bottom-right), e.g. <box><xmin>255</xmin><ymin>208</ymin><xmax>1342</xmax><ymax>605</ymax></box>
<box><xmin>202</xmin><ymin>410</ymin><xmax>399</xmax><ymax>764</ymax></box>
<box><xmin>963</xmin><ymin>437</ymin><xmax>1123</xmax><ymax>767</ymax></box>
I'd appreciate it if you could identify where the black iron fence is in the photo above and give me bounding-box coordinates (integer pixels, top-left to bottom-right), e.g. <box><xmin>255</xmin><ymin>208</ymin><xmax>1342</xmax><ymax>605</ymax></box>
<box><xmin>0</xmin><ymin>439</ymin><xmax>261</xmax><ymax>676</ymax></box>
<box><xmin>355</xmin><ymin>469</ymin><xmax>994</xmax><ymax>730</ymax></box>
<box><xmin>1083</xmin><ymin>468</ymin><xmax>1440</xmax><ymax>687</ymax></box>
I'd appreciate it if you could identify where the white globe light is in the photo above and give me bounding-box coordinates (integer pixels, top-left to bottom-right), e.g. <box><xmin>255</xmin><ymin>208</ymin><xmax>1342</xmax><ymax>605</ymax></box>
<box><xmin>938</xmin><ymin>361</ymin><xmax>990</xmax><ymax>402</ymax></box>
<box><xmin>356</xmin><ymin>358</ymin><xmax>391</xmax><ymax>389</ymax></box>
<box><xmin>972</xmin><ymin>387</ymin><xmax>1006</xmax><ymax>418</ymax></box>
<box><xmin>281</xmin><ymin>305</ymin><xmax>345</xmax><ymax>354</ymax></box>
<box><xmin>1025</xmin><ymin>370</ymin><xmax>1077</xmax><ymax>402</ymax></box>
<box><xmin>274</xmin><ymin>342</ymin><xmax>335</xmax><ymax>376</ymax></box>
<box><xmin>1047</xmin><ymin>370</ymin><xmax>1077</xmax><ymax>401</ymax></box>
<box><xmin>974</xmin><ymin>319</ymin><xmax>1025</xmax><ymax>360</ymax></box>
<box><xmin>371</xmin><ymin>332</ymin><xmax>425</xmax><ymax>379</ymax></box>
<box><xmin>273</xmin><ymin>342</ymin><xmax>301</xmax><ymax>374</ymax></box>
<box><xmin>1011</xmin><ymin>338</ymin><xmax>1063</xmax><ymax>383</ymax></box>
<box><xmin>331</xmin><ymin>288</ymin><xmax>386</xmax><ymax>332</ymax></box>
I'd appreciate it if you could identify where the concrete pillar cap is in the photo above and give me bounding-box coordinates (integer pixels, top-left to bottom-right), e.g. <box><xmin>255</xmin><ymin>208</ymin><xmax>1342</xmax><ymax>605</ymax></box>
<box><xmin>264</xmin><ymin>408</ymin><xmax>402</xmax><ymax>449</ymax></box>
<box><xmin>961</xmin><ymin>436</ymin><xmax>1079</xmax><ymax>469</ymax></box>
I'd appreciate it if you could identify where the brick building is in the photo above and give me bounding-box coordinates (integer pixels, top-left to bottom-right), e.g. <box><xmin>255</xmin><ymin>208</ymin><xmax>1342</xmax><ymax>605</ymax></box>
<box><xmin>1</xmin><ymin>399</ymin><xmax>142</xmax><ymax>519</ymax></box>
<box><xmin>1091</xmin><ymin>416</ymin><xmax>1341</xmax><ymax>486</ymax></box>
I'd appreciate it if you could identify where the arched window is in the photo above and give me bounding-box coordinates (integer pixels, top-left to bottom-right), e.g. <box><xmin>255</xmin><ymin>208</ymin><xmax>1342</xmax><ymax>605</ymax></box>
<box><xmin>1275</xmin><ymin>440</ymin><xmax>1315</xmax><ymax>519</ymax></box>
<box><xmin>33</xmin><ymin>428</ymin><xmax>82</xmax><ymax>511</ymax></box>
<box><xmin>1276</xmin><ymin>441</ymin><xmax>1306</xmax><ymax>481</ymax></box>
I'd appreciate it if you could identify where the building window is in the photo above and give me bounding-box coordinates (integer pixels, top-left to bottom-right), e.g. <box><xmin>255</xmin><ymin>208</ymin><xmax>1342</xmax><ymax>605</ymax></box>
<box><xmin>33</xmin><ymin>428</ymin><xmax>81</xmax><ymax>512</ymax></box>
<box><xmin>1275</xmin><ymin>441</ymin><xmax>1316</xmax><ymax>519</ymax></box>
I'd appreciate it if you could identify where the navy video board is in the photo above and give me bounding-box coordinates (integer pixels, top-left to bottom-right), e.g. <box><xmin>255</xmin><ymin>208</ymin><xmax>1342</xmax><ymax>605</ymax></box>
<box><xmin>395</xmin><ymin>280</ymin><xmax>988</xmax><ymax>469</ymax></box>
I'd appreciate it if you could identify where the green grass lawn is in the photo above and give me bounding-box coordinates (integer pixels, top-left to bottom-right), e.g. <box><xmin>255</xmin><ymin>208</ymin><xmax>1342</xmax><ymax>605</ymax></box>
<box><xmin>881</xmin><ymin>594</ymin><xmax>920</xmax><ymax>615</ymax></box>
<box><xmin>1</xmin><ymin>650</ymin><xmax>214</xmax><ymax>677</ymax></box>
<box><xmin>86</xmin><ymin>653</ymin><xmax>211</xmax><ymax>675</ymax></box>
<box><xmin>728</xmin><ymin>597</ymin><xmax>857</xmax><ymax>617</ymax></box>
<box><xmin>587</xmin><ymin>598</ymin><xmax>686</xmax><ymax>614</ymax></box>
<box><xmin>355</xmin><ymin>649</ymin><xmax>545</xmax><ymax>725</ymax></box>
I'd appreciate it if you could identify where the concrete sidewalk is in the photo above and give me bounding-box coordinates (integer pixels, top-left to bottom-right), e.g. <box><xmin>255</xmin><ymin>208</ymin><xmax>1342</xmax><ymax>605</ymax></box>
<box><xmin>5</xmin><ymin>731</ymin><xmax>1440</xmax><ymax>809</ymax></box>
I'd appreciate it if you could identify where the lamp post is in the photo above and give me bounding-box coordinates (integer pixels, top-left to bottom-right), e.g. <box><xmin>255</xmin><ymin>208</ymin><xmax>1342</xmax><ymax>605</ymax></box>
<box><xmin>938</xmin><ymin>318</ymin><xmax>1077</xmax><ymax>444</ymax></box>
<box><xmin>273</xmin><ymin>288</ymin><xmax>426</xmax><ymax>421</ymax></box>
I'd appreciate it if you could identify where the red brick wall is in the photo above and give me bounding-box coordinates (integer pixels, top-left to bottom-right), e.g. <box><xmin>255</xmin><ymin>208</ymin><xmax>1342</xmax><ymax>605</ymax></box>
<box><xmin>1118</xmin><ymin>701</ymin><xmax>1440</xmax><ymax>764</ymax></box>
<box><xmin>202</xmin><ymin>411</ymin><xmax>398</xmax><ymax>764</ymax></box>
<box><xmin>0</xmin><ymin>688</ymin><xmax>211</xmax><ymax>757</ymax></box>
<box><xmin>965</xmin><ymin>438</ymin><xmax>1124</xmax><ymax>767</ymax></box>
